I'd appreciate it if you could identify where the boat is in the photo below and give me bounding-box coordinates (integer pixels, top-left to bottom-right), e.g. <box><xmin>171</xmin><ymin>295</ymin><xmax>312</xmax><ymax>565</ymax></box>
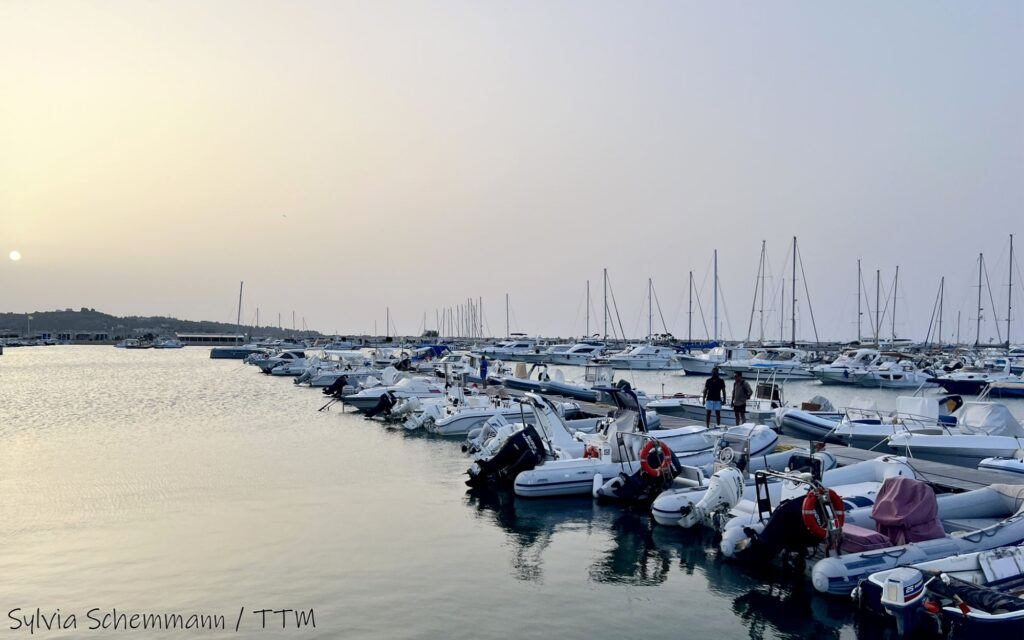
<box><xmin>887</xmin><ymin>402</ymin><xmax>1024</xmax><ymax>468</ymax></box>
<box><xmin>984</xmin><ymin>379</ymin><xmax>1024</xmax><ymax>399</ymax></box>
<box><xmin>931</xmin><ymin>357</ymin><xmax>1017</xmax><ymax>395</ymax></box>
<box><xmin>647</xmin><ymin>378</ymin><xmax>786</xmax><ymax>427</ymax></box>
<box><xmin>856</xmin><ymin>545</ymin><xmax>1024</xmax><ymax>638</ymax></box>
<box><xmin>979</xmin><ymin>457</ymin><xmax>1024</xmax><ymax>477</ymax></box>
<box><xmin>776</xmin><ymin>395</ymin><xmax>963</xmax><ymax>450</ymax></box>
<box><xmin>512</xmin><ymin>391</ymin><xmax>778</xmax><ymax>499</ymax></box>
<box><xmin>675</xmin><ymin>346</ymin><xmax>750</xmax><ymax>376</ymax></box>
<box><xmin>519</xmin><ymin>343</ymin><xmax>573</xmax><ymax>364</ymax></box>
<box><xmin>545</xmin><ymin>341</ymin><xmax>608</xmax><ymax>366</ymax></box>
<box><xmin>252</xmin><ymin>349</ymin><xmax>308</xmax><ymax>374</ymax></box>
<box><xmin>210</xmin><ymin>344</ymin><xmax>267</xmax><ymax>359</ymax></box>
<box><xmin>114</xmin><ymin>338</ymin><xmax>153</xmax><ymax>349</ymax></box>
<box><xmin>646</xmin><ymin>446</ymin><xmax>837</xmax><ymax>530</ymax></box>
<box><xmin>719</xmin><ymin>347</ymin><xmax>815</xmax><ymax>380</ymax></box>
<box><xmin>810</xmin><ymin>348</ymin><xmax>881</xmax><ymax>385</ymax></box>
<box><xmin>341</xmin><ymin>376</ymin><xmax>446</xmax><ymax>412</ymax></box>
<box><xmin>599</xmin><ymin>343</ymin><xmax>683</xmax><ymax>370</ymax></box>
<box><xmin>479</xmin><ymin>339</ymin><xmax>537</xmax><ymax>361</ymax></box>
<box><xmin>811</xmin><ymin>482</ymin><xmax>1024</xmax><ymax>596</ymax></box>
<box><xmin>851</xmin><ymin>359</ymin><xmax>938</xmax><ymax>389</ymax></box>
<box><xmin>153</xmin><ymin>337</ymin><xmax>184</xmax><ymax>349</ymax></box>
<box><xmin>656</xmin><ymin>454</ymin><xmax>914</xmax><ymax>527</ymax></box>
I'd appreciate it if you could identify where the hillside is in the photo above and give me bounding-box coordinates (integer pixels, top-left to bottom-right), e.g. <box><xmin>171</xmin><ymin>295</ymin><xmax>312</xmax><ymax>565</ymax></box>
<box><xmin>0</xmin><ymin>308</ymin><xmax>321</xmax><ymax>339</ymax></box>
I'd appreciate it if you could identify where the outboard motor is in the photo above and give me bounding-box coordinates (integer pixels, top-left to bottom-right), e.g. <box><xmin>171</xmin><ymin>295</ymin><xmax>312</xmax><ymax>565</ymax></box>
<box><xmin>466</xmin><ymin>425</ymin><xmax>546</xmax><ymax>488</ymax></box>
<box><xmin>323</xmin><ymin>375</ymin><xmax>350</xmax><ymax>397</ymax></box>
<box><xmin>365</xmin><ymin>391</ymin><xmax>398</xmax><ymax>418</ymax></box>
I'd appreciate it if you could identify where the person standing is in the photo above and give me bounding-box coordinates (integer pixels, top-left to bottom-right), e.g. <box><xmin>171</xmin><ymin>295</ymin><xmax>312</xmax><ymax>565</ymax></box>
<box><xmin>732</xmin><ymin>371</ymin><xmax>752</xmax><ymax>424</ymax></box>
<box><xmin>703</xmin><ymin>368</ymin><xmax>727</xmax><ymax>427</ymax></box>
<box><xmin>479</xmin><ymin>355</ymin><xmax>489</xmax><ymax>388</ymax></box>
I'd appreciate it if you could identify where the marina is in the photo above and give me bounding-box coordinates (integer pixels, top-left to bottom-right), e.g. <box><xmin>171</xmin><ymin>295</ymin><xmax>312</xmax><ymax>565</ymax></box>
<box><xmin>4</xmin><ymin>2</ymin><xmax>1023</xmax><ymax>638</ymax></box>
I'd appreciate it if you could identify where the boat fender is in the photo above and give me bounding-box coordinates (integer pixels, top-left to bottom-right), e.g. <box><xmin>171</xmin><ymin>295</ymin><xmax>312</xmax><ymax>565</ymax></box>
<box><xmin>639</xmin><ymin>441</ymin><xmax>673</xmax><ymax>477</ymax></box>
<box><xmin>801</xmin><ymin>488</ymin><xmax>845</xmax><ymax>540</ymax></box>
<box><xmin>583</xmin><ymin>444</ymin><xmax>601</xmax><ymax>459</ymax></box>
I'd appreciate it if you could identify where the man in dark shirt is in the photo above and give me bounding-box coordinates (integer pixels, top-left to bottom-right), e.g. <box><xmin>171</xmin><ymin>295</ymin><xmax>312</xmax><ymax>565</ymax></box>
<box><xmin>702</xmin><ymin>368</ymin><xmax>727</xmax><ymax>427</ymax></box>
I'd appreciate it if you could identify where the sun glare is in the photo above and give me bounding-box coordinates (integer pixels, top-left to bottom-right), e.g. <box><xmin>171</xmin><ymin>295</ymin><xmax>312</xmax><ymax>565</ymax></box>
<box><xmin>9</xmin><ymin>250</ymin><xmax>22</xmax><ymax>261</ymax></box>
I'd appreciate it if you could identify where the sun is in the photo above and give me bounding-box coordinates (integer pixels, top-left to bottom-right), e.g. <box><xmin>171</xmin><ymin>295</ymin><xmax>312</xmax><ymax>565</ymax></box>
<box><xmin>9</xmin><ymin>250</ymin><xmax>21</xmax><ymax>261</ymax></box>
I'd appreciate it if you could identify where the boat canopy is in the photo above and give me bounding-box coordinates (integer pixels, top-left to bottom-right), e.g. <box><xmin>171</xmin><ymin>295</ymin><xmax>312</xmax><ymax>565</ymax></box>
<box><xmin>953</xmin><ymin>402</ymin><xmax>1024</xmax><ymax>437</ymax></box>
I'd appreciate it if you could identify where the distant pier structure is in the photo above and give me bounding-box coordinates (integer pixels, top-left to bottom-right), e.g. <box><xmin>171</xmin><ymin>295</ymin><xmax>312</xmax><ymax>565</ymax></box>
<box><xmin>176</xmin><ymin>333</ymin><xmax>246</xmax><ymax>346</ymax></box>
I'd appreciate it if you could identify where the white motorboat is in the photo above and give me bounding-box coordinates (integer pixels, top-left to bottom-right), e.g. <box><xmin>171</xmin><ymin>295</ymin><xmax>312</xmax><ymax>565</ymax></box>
<box><xmin>887</xmin><ymin>402</ymin><xmax>1024</xmax><ymax>468</ymax></box>
<box><xmin>810</xmin><ymin>348</ymin><xmax>880</xmax><ymax>385</ymax></box>
<box><xmin>979</xmin><ymin>456</ymin><xmax>1024</xmax><ymax>477</ymax></box>
<box><xmin>676</xmin><ymin>346</ymin><xmax>750</xmax><ymax>376</ymax></box>
<box><xmin>520</xmin><ymin>343</ymin><xmax>573</xmax><ymax>364</ymax></box>
<box><xmin>599</xmin><ymin>343</ymin><xmax>682</xmax><ymax>370</ymax></box>
<box><xmin>719</xmin><ymin>347</ymin><xmax>814</xmax><ymax>380</ymax></box>
<box><xmin>341</xmin><ymin>376</ymin><xmax>446</xmax><ymax>412</ymax></box>
<box><xmin>479</xmin><ymin>339</ymin><xmax>537</xmax><ymax>361</ymax></box>
<box><xmin>252</xmin><ymin>349</ymin><xmax>308</xmax><ymax>373</ymax></box>
<box><xmin>545</xmin><ymin>342</ymin><xmax>608</xmax><ymax>366</ymax></box>
<box><xmin>153</xmin><ymin>337</ymin><xmax>185</xmax><ymax>349</ymax></box>
<box><xmin>851</xmin><ymin>359</ymin><xmax>938</xmax><ymax>389</ymax></box>
<box><xmin>931</xmin><ymin>357</ymin><xmax>1017</xmax><ymax>395</ymax></box>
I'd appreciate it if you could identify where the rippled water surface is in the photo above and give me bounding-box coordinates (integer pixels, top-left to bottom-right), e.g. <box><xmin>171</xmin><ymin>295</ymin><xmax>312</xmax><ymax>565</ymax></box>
<box><xmin>7</xmin><ymin>347</ymin><xmax>1019</xmax><ymax>639</ymax></box>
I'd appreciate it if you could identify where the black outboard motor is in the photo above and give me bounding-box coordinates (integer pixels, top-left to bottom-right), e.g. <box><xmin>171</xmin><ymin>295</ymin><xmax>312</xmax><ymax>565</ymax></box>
<box><xmin>735</xmin><ymin>498</ymin><xmax>822</xmax><ymax>564</ymax></box>
<box><xmin>365</xmin><ymin>391</ymin><xmax>397</xmax><ymax>418</ymax></box>
<box><xmin>466</xmin><ymin>425</ymin><xmax>547</xmax><ymax>488</ymax></box>
<box><xmin>323</xmin><ymin>375</ymin><xmax>350</xmax><ymax>397</ymax></box>
<box><xmin>595</xmin><ymin>450</ymin><xmax>683</xmax><ymax>505</ymax></box>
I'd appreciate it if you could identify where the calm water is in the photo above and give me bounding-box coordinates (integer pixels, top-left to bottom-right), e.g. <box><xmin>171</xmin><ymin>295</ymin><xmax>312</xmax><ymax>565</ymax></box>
<box><xmin>4</xmin><ymin>348</ymin><xmax>1017</xmax><ymax>639</ymax></box>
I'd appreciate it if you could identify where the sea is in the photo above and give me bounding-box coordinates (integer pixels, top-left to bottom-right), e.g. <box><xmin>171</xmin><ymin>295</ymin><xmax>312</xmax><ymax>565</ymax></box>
<box><xmin>2</xmin><ymin>347</ymin><xmax>1021</xmax><ymax>639</ymax></box>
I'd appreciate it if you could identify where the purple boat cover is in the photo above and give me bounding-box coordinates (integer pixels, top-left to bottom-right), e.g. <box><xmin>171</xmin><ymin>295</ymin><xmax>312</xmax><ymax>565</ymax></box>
<box><xmin>870</xmin><ymin>476</ymin><xmax>946</xmax><ymax>545</ymax></box>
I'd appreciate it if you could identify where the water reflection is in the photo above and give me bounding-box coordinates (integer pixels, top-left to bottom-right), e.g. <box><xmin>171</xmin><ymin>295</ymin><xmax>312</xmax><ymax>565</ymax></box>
<box><xmin>732</xmin><ymin>584</ymin><xmax>852</xmax><ymax>640</ymax></box>
<box><xmin>465</xmin><ymin>489</ymin><xmax>674</xmax><ymax>585</ymax></box>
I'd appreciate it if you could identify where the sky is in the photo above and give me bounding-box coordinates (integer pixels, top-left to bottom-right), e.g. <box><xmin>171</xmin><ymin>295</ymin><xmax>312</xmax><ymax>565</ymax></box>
<box><xmin>1</xmin><ymin>1</ymin><xmax>1022</xmax><ymax>342</ymax></box>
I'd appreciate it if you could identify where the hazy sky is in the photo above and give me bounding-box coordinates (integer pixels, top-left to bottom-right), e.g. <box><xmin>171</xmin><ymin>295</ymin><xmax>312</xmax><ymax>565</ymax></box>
<box><xmin>2</xmin><ymin>1</ymin><xmax>1021</xmax><ymax>342</ymax></box>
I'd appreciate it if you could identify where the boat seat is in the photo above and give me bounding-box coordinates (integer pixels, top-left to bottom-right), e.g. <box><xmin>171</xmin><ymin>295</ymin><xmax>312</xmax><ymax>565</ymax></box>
<box><xmin>943</xmin><ymin>517</ymin><xmax>1004</xmax><ymax>533</ymax></box>
<box><xmin>840</xmin><ymin>523</ymin><xmax>891</xmax><ymax>553</ymax></box>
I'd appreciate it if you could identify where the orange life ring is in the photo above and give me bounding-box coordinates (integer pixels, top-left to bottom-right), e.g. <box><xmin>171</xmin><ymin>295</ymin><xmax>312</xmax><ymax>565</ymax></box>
<box><xmin>639</xmin><ymin>440</ymin><xmax>673</xmax><ymax>477</ymax></box>
<box><xmin>801</xmin><ymin>488</ymin><xmax>845</xmax><ymax>539</ymax></box>
<box><xmin>583</xmin><ymin>444</ymin><xmax>601</xmax><ymax>459</ymax></box>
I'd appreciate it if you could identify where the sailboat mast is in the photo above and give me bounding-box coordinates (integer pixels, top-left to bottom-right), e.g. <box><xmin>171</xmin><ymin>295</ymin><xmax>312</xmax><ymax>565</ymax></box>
<box><xmin>857</xmin><ymin>260</ymin><xmax>862</xmax><ymax>343</ymax></box>
<box><xmin>976</xmin><ymin>253</ymin><xmax>984</xmax><ymax>346</ymax></box>
<box><xmin>713</xmin><ymin>250</ymin><xmax>719</xmax><ymax>342</ymax></box>
<box><xmin>688</xmin><ymin>271</ymin><xmax>693</xmax><ymax>345</ymax></box>
<box><xmin>938</xmin><ymin>277</ymin><xmax>944</xmax><ymax>347</ymax></box>
<box><xmin>791</xmin><ymin>236</ymin><xmax>797</xmax><ymax>347</ymax></box>
<box><xmin>648</xmin><ymin>277</ymin><xmax>653</xmax><ymax>340</ymax></box>
<box><xmin>875</xmin><ymin>269</ymin><xmax>880</xmax><ymax>345</ymax></box>
<box><xmin>236</xmin><ymin>281</ymin><xmax>244</xmax><ymax>332</ymax></box>
<box><xmin>759</xmin><ymin>242</ymin><xmax>766</xmax><ymax>342</ymax></box>
<box><xmin>586</xmin><ymin>280</ymin><xmax>590</xmax><ymax>337</ymax></box>
<box><xmin>780</xmin><ymin>278</ymin><xmax>785</xmax><ymax>343</ymax></box>
<box><xmin>505</xmin><ymin>293</ymin><xmax>510</xmax><ymax>338</ymax></box>
<box><xmin>1008</xmin><ymin>234</ymin><xmax>1014</xmax><ymax>350</ymax></box>
<box><xmin>892</xmin><ymin>266</ymin><xmax>899</xmax><ymax>342</ymax></box>
<box><xmin>603</xmin><ymin>268</ymin><xmax>608</xmax><ymax>341</ymax></box>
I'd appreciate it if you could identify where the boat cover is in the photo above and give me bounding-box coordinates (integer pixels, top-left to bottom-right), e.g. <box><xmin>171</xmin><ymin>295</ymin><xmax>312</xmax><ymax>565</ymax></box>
<box><xmin>840</xmin><ymin>523</ymin><xmax>890</xmax><ymax>553</ymax></box>
<box><xmin>896</xmin><ymin>396</ymin><xmax>938</xmax><ymax>421</ymax></box>
<box><xmin>954</xmin><ymin>403</ymin><xmax>1024</xmax><ymax>437</ymax></box>
<box><xmin>871</xmin><ymin>476</ymin><xmax>946</xmax><ymax>545</ymax></box>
